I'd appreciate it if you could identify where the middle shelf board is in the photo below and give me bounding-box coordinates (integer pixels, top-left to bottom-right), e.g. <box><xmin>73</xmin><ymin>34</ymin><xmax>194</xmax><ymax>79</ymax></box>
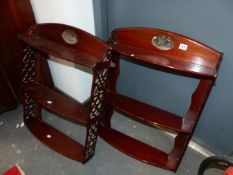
<box><xmin>25</xmin><ymin>83</ymin><xmax>90</xmax><ymax>125</ymax></box>
<box><xmin>105</xmin><ymin>91</ymin><xmax>192</xmax><ymax>133</ymax></box>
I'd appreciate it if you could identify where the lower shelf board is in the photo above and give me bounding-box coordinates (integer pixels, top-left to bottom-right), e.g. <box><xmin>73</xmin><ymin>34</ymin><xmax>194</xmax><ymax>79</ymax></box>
<box><xmin>99</xmin><ymin>126</ymin><xmax>179</xmax><ymax>171</ymax></box>
<box><xmin>25</xmin><ymin>117</ymin><xmax>85</xmax><ymax>162</ymax></box>
<box><xmin>105</xmin><ymin>91</ymin><xmax>188</xmax><ymax>133</ymax></box>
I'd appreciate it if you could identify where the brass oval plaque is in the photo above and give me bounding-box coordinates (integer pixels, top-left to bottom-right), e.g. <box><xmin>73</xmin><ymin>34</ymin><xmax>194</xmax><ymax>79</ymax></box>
<box><xmin>61</xmin><ymin>29</ymin><xmax>78</xmax><ymax>45</ymax></box>
<box><xmin>152</xmin><ymin>35</ymin><xmax>174</xmax><ymax>50</ymax></box>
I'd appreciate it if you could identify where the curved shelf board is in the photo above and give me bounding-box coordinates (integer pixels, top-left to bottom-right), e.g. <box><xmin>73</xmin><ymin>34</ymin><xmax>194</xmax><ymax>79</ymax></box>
<box><xmin>105</xmin><ymin>91</ymin><xmax>192</xmax><ymax>133</ymax></box>
<box><xmin>109</xmin><ymin>27</ymin><xmax>223</xmax><ymax>79</ymax></box>
<box><xmin>20</xmin><ymin>35</ymin><xmax>99</xmax><ymax>68</ymax></box>
<box><xmin>25</xmin><ymin>117</ymin><xmax>85</xmax><ymax>161</ymax></box>
<box><xmin>20</xmin><ymin>23</ymin><xmax>112</xmax><ymax>164</ymax></box>
<box><xmin>19</xmin><ymin>23</ymin><xmax>110</xmax><ymax>68</ymax></box>
<box><xmin>101</xmin><ymin>27</ymin><xmax>223</xmax><ymax>171</ymax></box>
<box><xmin>110</xmin><ymin>43</ymin><xmax>218</xmax><ymax>78</ymax></box>
<box><xmin>99</xmin><ymin>126</ymin><xmax>179</xmax><ymax>171</ymax></box>
<box><xmin>25</xmin><ymin>83</ymin><xmax>89</xmax><ymax>125</ymax></box>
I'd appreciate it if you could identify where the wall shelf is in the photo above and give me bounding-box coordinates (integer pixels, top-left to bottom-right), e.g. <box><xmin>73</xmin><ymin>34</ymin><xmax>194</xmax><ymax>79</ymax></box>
<box><xmin>20</xmin><ymin>23</ymin><xmax>111</xmax><ymax>163</ymax></box>
<box><xmin>100</xmin><ymin>27</ymin><xmax>223</xmax><ymax>171</ymax></box>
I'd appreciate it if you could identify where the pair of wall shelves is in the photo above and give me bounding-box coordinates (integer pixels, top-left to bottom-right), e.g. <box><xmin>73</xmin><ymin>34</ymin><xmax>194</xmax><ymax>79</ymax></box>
<box><xmin>20</xmin><ymin>24</ymin><xmax>222</xmax><ymax>171</ymax></box>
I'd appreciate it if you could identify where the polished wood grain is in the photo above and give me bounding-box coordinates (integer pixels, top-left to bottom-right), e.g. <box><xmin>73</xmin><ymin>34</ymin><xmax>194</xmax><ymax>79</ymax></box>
<box><xmin>19</xmin><ymin>23</ymin><xmax>109</xmax><ymax>68</ymax></box>
<box><xmin>25</xmin><ymin>117</ymin><xmax>84</xmax><ymax>161</ymax></box>
<box><xmin>33</xmin><ymin>24</ymin><xmax>108</xmax><ymax>59</ymax></box>
<box><xmin>0</xmin><ymin>0</ymin><xmax>35</xmax><ymax>102</ymax></box>
<box><xmin>105</xmin><ymin>91</ymin><xmax>185</xmax><ymax>133</ymax></box>
<box><xmin>20</xmin><ymin>24</ymin><xmax>111</xmax><ymax>163</ymax></box>
<box><xmin>25</xmin><ymin>83</ymin><xmax>89</xmax><ymax>125</ymax></box>
<box><xmin>168</xmin><ymin>133</ymin><xmax>190</xmax><ymax>170</ymax></box>
<box><xmin>99</xmin><ymin>127</ymin><xmax>170</xmax><ymax>169</ymax></box>
<box><xmin>109</xmin><ymin>28</ymin><xmax>222</xmax><ymax>73</ymax></box>
<box><xmin>100</xmin><ymin>27</ymin><xmax>223</xmax><ymax>171</ymax></box>
<box><xmin>19</xmin><ymin>36</ymin><xmax>98</xmax><ymax>68</ymax></box>
<box><xmin>111</xmin><ymin>43</ymin><xmax>217</xmax><ymax>78</ymax></box>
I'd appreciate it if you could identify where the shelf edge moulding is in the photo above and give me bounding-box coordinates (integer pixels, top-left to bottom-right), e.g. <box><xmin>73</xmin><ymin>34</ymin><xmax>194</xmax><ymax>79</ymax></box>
<box><xmin>30</xmin><ymin>0</ymin><xmax>96</xmax><ymax>103</ymax></box>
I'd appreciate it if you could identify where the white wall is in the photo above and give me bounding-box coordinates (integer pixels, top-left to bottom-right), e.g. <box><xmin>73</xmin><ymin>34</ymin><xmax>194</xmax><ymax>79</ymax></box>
<box><xmin>30</xmin><ymin>0</ymin><xmax>96</xmax><ymax>103</ymax></box>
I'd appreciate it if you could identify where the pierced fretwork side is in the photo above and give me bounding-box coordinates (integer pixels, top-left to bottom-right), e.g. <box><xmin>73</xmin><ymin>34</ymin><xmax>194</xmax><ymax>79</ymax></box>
<box><xmin>24</xmin><ymin>93</ymin><xmax>36</xmax><ymax>119</ymax></box>
<box><xmin>22</xmin><ymin>46</ymin><xmax>36</xmax><ymax>84</ymax></box>
<box><xmin>83</xmin><ymin>51</ymin><xmax>111</xmax><ymax>162</ymax></box>
<box><xmin>20</xmin><ymin>23</ymin><xmax>111</xmax><ymax>163</ymax></box>
<box><xmin>22</xmin><ymin>46</ymin><xmax>41</xmax><ymax>122</ymax></box>
<box><xmin>101</xmin><ymin>52</ymin><xmax>120</xmax><ymax>128</ymax></box>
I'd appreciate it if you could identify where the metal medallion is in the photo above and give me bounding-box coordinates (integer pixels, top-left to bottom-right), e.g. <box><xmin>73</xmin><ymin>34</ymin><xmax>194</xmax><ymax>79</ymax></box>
<box><xmin>152</xmin><ymin>35</ymin><xmax>174</xmax><ymax>50</ymax></box>
<box><xmin>61</xmin><ymin>29</ymin><xmax>78</xmax><ymax>45</ymax></box>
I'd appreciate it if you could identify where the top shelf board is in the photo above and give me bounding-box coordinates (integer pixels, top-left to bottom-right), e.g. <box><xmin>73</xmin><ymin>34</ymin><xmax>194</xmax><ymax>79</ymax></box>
<box><xmin>19</xmin><ymin>23</ymin><xmax>110</xmax><ymax>68</ymax></box>
<box><xmin>109</xmin><ymin>28</ymin><xmax>223</xmax><ymax>78</ymax></box>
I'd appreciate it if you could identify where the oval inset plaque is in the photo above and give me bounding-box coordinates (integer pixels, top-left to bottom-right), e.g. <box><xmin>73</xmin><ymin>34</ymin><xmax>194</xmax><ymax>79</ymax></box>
<box><xmin>152</xmin><ymin>35</ymin><xmax>174</xmax><ymax>50</ymax></box>
<box><xmin>61</xmin><ymin>29</ymin><xmax>78</xmax><ymax>45</ymax></box>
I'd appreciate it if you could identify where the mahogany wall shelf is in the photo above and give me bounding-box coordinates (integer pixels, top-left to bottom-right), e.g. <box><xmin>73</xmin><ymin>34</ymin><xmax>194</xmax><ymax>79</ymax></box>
<box><xmin>19</xmin><ymin>23</ymin><xmax>111</xmax><ymax>163</ymax></box>
<box><xmin>99</xmin><ymin>28</ymin><xmax>223</xmax><ymax>171</ymax></box>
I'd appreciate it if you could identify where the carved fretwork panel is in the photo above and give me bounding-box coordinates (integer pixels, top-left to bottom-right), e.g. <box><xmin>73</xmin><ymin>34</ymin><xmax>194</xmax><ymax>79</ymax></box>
<box><xmin>24</xmin><ymin>93</ymin><xmax>36</xmax><ymax>120</ymax></box>
<box><xmin>84</xmin><ymin>51</ymin><xmax>111</xmax><ymax>161</ymax></box>
<box><xmin>20</xmin><ymin>23</ymin><xmax>111</xmax><ymax>163</ymax></box>
<box><xmin>22</xmin><ymin>46</ymin><xmax>36</xmax><ymax>84</ymax></box>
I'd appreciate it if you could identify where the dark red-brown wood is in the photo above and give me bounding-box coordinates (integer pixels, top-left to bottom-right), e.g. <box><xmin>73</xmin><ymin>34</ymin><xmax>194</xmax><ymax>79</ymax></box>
<box><xmin>25</xmin><ymin>117</ymin><xmax>85</xmax><ymax>161</ymax></box>
<box><xmin>100</xmin><ymin>27</ymin><xmax>223</xmax><ymax>171</ymax></box>
<box><xmin>105</xmin><ymin>91</ymin><xmax>185</xmax><ymax>133</ymax></box>
<box><xmin>0</xmin><ymin>0</ymin><xmax>53</xmax><ymax>108</ymax></box>
<box><xmin>25</xmin><ymin>83</ymin><xmax>89</xmax><ymax>125</ymax></box>
<box><xmin>19</xmin><ymin>23</ymin><xmax>109</xmax><ymax>67</ymax></box>
<box><xmin>0</xmin><ymin>0</ymin><xmax>35</xmax><ymax>103</ymax></box>
<box><xmin>20</xmin><ymin>23</ymin><xmax>111</xmax><ymax>163</ymax></box>
<box><xmin>109</xmin><ymin>28</ymin><xmax>221</xmax><ymax>78</ymax></box>
<box><xmin>0</xmin><ymin>65</ymin><xmax>17</xmax><ymax>113</ymax></box>
<box><xmin>99</xmin><ymin>127</ymin><xmax>169</xmax><ymax>168</ymax></box>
